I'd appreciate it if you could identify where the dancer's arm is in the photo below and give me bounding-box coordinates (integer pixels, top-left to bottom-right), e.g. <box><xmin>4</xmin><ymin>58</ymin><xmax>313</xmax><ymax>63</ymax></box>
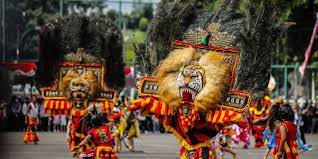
<box><xmin>74</xmin><ymin>134</ymin><xmax>92</xmax><ymax>150</ymax></box>
<box><xmin>207</xmin><ymin>110</ymin><xmax>247</xmax><ymax>131</ymax></box>
<box><xmin>128</xmin><ymin>97</ymin><xmax>170</xmax><ymax>118</ymax></box>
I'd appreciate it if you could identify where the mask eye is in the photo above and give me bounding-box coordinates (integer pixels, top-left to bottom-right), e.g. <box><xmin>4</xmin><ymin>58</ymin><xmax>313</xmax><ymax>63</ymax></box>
<box><xmin>190</xmin><ymin>71</ymin><xmax>198</xmax><ymax>77</ymax></box>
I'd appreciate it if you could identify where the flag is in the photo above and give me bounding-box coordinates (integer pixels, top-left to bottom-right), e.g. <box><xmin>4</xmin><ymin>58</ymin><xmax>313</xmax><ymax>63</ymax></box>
<box><xmin>299</xmin><ymin>13</ymin><xmax>318</xmax><ymax>76</ymax></box>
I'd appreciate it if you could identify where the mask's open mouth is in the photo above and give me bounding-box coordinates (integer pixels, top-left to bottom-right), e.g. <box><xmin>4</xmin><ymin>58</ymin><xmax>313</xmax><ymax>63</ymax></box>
<box><xmin>73</xmin><ymin>100</ymin><xmax>85</xmax><ymax>109</ymax></box>
<box><xmin>179</xmin><ymin>87</ymin><xmax>198</xmax><ymax>101</ymax></box>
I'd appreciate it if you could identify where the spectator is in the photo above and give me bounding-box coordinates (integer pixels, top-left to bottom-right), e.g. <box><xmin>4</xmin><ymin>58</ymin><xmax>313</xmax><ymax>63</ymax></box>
<box><xmin>300</xmin><ymin>100</ymin><xmax>312</xmax><ymax>133</ymax></box>
<box><xmin>39</xmin><ymin>99</ymin><xmax>49</xmax><ymax>131</ymax></box>
<box><xmin>48</xmin><ymin>115</ymin><xmax>54</xmax><ymax>132</ymax></box>
<box><xmin>11</xmin><ymin>96</ymin><xmax>21</xmax><ymax>131</ymax></box>
<box><xmin>311</xmin><ymin>101</ymin><xmax>318</xmax><ymax>134</ymax></box>
<box><xmin>152</xmin><ymin>115</ymin><xmax>160</xmax><ymax>133</ymax></box>
<box><xmin>53</xmin><ymin>115</ymin><xmax>61</xmax><ymax>132</ymax></box>
<box><xmin>146</xmin><ymin>115</ymin><xmax>154</xmax><ymax>133</ymax></box>
<box><xmin>137</xmin><ymin>112</ymin><xmax>146</xmax><ymax>134</ymax></box>
<box><xmin>0</xmin><ymin>101</ymin><xmax>7</xmax><ymax>131</ymax></box>
<box><xmin>21</xmin><ymin>97</ymin><xmax>30</xmax><ymax>115</ymax></box>
<box><xmin>293</xmin><ymin>101</ymin><xmax>311</xmax><ymax>152</ymax></box>
<box><xmin>60</xmin><ymin>115</ymin><xmax>67</xmax><ymax>132</ymax></box>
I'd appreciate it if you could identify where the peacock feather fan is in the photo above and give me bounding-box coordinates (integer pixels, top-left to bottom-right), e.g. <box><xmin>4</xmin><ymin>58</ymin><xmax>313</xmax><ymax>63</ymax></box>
<box><xmin>135</xmin><ymin>0</ymin><xmax>294</xmax><ymax>102</ymax></box>
<box><xmin>37</xmin><ymin>15</ymin><xmax>125</xmax><ymax>89</ymax></box>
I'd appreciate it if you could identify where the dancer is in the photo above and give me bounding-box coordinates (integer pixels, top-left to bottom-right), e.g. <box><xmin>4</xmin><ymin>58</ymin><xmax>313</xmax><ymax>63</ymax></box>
<box><xmin>74</xmin><ymin>114</ymin><xmax>117</xmax><ymax>159</ymax></box>
<box><xmin>232</xmin><ymin>113</ymin><xmax>251</xmax><ymax>149</ymax></box>
<box><xmin>269</xmin><ymin>99</ymin><xmax>298</xmax><ymax>159</ymax></box>
<box><xmin>217</xmin><ymin>127</ymin><xmax>237</xmax><ymax>159</ymax></box>
<box><xmin>250</xmin><ymin>76</ymin><xmax>275</xmax><ymax>148</ymax></box>
<box><xmin>263</xmin><ymin>120</ymin><xmax>279</xmax><ymax>159</ymax></box>
<box><xmin>38</xmin><ymin>15</ymin><xmax>125</xmax><ymax>156</ymax></box>
<box><xmin>111</xmin><ymin>96</ymin><xmax>139</xmax><ymax>152</ymax></box>
<box><xmin>127</xmin><ymin>0</ymin><xmax>291</xmax><ymax>158</ymax></box>
<box><xmin>23</xmin><ymin>96</ymin><xmax>39</xmax><ymax>144</ymax></box>
<box><xmin>249</xmin><ymin>95</ymin><xmax>271</xmax><ymax>147</ymax></box>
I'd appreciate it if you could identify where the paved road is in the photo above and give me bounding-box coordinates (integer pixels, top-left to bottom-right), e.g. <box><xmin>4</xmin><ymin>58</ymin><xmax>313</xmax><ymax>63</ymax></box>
<box><xmin>0</xmin><ymin>132</ymin><xmax>317</xmax><ymax>159</ymax></box>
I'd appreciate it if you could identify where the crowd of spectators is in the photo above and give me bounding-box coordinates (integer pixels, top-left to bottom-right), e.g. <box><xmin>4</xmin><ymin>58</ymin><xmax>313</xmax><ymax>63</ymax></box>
<box><xmin>0</xmin><ymin>96</ymin><xmax>68</xmax><ymax>132</ymax></box>
<box><xmin>296</xmin><ymin>98</ymin><xmax>318</xmax><ymax>134</ymax></box>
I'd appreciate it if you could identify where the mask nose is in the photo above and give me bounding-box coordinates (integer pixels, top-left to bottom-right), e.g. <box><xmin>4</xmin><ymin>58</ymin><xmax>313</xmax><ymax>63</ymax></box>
<box><xmin>184</xmin><ymin>76</ymin><xmax>191</xmax><ymax>85</ymax></box>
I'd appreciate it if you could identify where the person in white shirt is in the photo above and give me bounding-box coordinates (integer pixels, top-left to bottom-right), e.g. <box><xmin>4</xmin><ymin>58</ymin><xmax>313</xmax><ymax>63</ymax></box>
<box><xmin>27</xmin><ymin>96</ymin><xmax>39</xmax><ymax>117</ymax></box>
<box><xmin>60</xmin><ymin>115</ymin><xmax>67</xmax><ymax>132</ymax></box>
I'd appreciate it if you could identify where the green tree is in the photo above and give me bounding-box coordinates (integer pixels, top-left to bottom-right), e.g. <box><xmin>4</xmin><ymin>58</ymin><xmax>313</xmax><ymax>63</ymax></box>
<box><xmin>123</xmin><ymin>30</ymin><xmax>146</xmax><ymax>66</ymax></box>
<box><xmin>139</xmin><ymin>17</ymin><xmax>149</xmax><ymax>31</ymax></box>
<box><xmin>107</xmin><ymin>9</ymin><xmax>118</xmax><ymax>21</ymax></box>
<box><xmin>125</xmin><ymin>3</ymin><xmax>153</xmax><ymax>29</ymax></box>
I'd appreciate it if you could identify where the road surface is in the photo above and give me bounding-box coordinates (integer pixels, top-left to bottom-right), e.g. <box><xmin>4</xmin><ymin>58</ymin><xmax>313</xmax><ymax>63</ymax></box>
<box><xmin>0</xmin><ymin>132</ymin><xmax>317</xmax><ymax>159</ymax></box>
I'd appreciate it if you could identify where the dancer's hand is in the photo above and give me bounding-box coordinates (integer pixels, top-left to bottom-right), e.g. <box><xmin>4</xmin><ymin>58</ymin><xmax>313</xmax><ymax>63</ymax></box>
<box><xmin>73</xmin><ymin>145</ymin><xmax>81</xmax><ymax>150</ymax></box>
<box><xmin>275</xmin><ymin>151</ymin><xmax>282</xmax><ymax>159</ymax></box>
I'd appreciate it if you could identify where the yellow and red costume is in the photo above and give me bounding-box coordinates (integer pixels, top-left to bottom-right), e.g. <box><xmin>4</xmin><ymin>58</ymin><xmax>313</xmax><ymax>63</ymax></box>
<box><xmin>23</xmin><ymin>116</ymin><xmax>39</xmax><ymax>143</ymax></box>
<box><xmin>129</xmin><ymin>97</ymin><xmax>247</xmax><ymax>159</ymax></box>
<box><xmin>38</xmin><ymin>15</ymin><xmax>124</xmax><ymax>156</ymax></box>
<box><xmin>110</xmin><ymin>106</ymin><xmax>140</xmax><ymax>152</ymax></box>
<box><xmin>127</xmin><ymin>0</ymin><xmax>289</xmax><ymax>158</ymax></box>
<box><xmin>112</xmin><ymin>108</ymin><xmax>139</xmax><ymax>140</ymax></box>
<box><xmin>273</xmin><ymin>121</ymin><xmax>298</xmax><ymax>159</ymax></box>
<box><xmin>249</xmin><ymin>95</ymin><xmax>271</xmax><ymax>147</ymax></box>
<box><xmin>88</xmin><ymin>125</ymin><xmax>117</xmax><ymax>159</ymax></box>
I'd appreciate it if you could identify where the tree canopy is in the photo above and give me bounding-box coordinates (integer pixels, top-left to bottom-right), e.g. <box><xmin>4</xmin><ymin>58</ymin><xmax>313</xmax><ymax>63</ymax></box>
<box><xmin>1</xmin><ymin>0</ymin><xmax>318</xmax><ymax>65</ymax></box>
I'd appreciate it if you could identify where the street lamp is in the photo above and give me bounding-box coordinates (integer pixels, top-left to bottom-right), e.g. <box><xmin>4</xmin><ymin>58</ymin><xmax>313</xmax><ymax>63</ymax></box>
<box><xmin>2</xmin><ymin>0</ymin><xmax>5</xmax><ymax>62</ymax></box>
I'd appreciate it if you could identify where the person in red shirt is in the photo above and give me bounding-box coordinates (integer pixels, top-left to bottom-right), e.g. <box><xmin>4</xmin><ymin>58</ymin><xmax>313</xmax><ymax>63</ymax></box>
<box><xmin>74</xmin><ymin>115</ymin><xmax>117</xmax><ymax>159</ymax></box>
<box><xmin>269</xmin><ymin>99</ymin><xmax>298</xmax><ymax>159</ymax></box>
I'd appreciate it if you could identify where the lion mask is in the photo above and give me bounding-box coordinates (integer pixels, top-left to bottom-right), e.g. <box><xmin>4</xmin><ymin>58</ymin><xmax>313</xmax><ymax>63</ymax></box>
<box><xmin>61</xmin><ymin>69</ymin><xmax>100</xmax><ymax>100</ymax></box>
<box><xmin>155</xmin><ymin>48</ymin><xmax>229</xmax><ymax>112</ymax></box>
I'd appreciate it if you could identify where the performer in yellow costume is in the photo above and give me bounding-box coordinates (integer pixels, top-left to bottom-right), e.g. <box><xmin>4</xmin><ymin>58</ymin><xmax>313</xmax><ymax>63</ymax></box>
<box><xmin>23</xmin><ymin>114</ymin><xmax>39</xmax><ymax>144</ymax></box>
<box><xmin>111</xmin><ymin>96</ymin><xmax>139</xmax><ymax>152</ymax></box>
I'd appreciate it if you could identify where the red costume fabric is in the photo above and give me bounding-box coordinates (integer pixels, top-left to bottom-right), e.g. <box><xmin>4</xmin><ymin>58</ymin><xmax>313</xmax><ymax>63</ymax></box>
<box><xmin>129</xmin><ymin>97</ymin><xmax>247</xmax><ymax>159</ymax></box>
<box><xmin>23</xmin><ymin>116</ymin><xmax>39</xmax><ymax>143</ymax></box>
<box><xmin>273</xmin><ymin>121</ymin><xmax>298</xmax><ymax>159</ymax></box>
<box><xmin>232</xmin><ymin>123</ymin><xmax>250</xmax><ymax>148</ymax></box>
<box><xmin>68</xmin><ymin>109</ymin><xmax>92</xmax><ymax>154</ymax></box>
<box><xmin>88</xmin><ymin>125</ymin><xmax>117</xmax><ymax>159</ymax></box>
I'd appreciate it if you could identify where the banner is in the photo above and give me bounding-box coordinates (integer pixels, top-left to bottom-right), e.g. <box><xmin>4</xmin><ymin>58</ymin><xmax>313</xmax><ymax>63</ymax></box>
<box><xmin>299</xmin><ymin>13</ymin><xmax>318</xmax><ymax>76</ymax></box>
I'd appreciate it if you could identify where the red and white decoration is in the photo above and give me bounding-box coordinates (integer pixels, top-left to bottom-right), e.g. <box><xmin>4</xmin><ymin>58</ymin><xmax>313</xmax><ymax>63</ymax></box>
<box><xmin>1</xmin><ymin>62</ymin><xmax>36</xmax><ymax>77</ymax></box>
